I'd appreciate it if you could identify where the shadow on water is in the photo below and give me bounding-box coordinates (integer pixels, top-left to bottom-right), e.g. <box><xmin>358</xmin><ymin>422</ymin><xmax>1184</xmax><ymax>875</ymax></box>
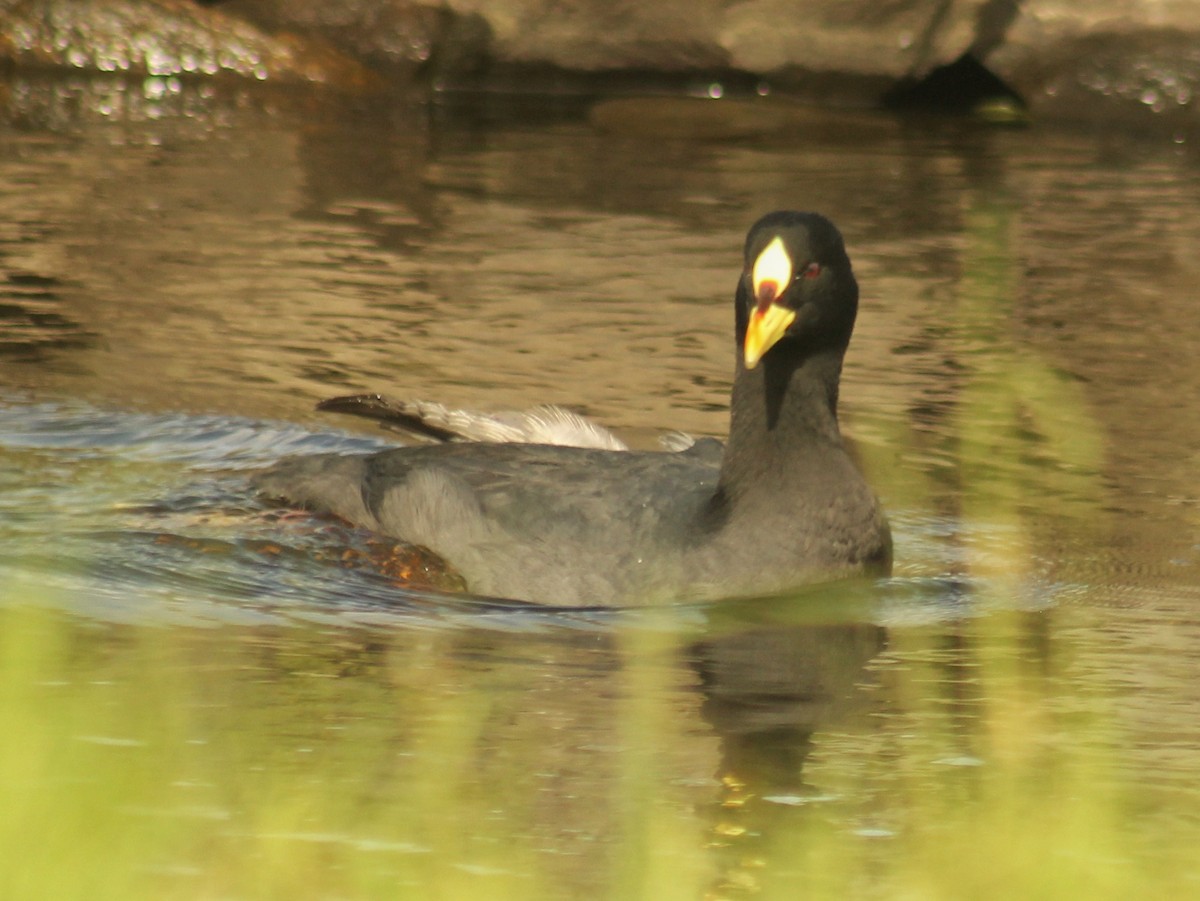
<box><xmin>691</xmin><ymin>617</ymin><xmax>888</xmax><ymax>898</ymax></box>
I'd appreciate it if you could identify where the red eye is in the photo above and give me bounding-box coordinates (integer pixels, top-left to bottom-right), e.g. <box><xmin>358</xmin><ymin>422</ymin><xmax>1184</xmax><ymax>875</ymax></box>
<box><xmin>802</xmin><ymin>262</ymin><xmax>821</xmax><ymax>279</ymax></box>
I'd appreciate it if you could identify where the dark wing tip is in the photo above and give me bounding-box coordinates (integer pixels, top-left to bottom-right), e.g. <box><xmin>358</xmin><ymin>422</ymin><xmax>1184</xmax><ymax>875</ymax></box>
<box><xmin>316</xmin><ymin>394</ymin><xmax>457</xmax><ymax>443</ymax></box>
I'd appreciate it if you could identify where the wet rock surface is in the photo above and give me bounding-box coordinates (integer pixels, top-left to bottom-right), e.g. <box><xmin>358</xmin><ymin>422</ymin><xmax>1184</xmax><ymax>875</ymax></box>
<box><xmin>0</xmin><ymin>0</ymin><xmax>1196</xmax><ymax>131</ymax></box>
<box><xmin>0</xmin><ymin>0</ymin><xmax>377</xmax><ymax>87</ymax></box>
<box><xmin>995</xmin><ymin>23</ymin><xmax>1200</xmax><ymax>133</ymax></box>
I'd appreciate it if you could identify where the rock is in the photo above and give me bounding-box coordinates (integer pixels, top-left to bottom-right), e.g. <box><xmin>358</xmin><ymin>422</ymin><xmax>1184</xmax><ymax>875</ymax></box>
<box><xmin>0</xmin><ymin>0</ymin><xmax>377</xmax><ymax>88</ymax></box>
<box><xmin>193</xmin><ymin>0</ymin><xmax>1001</xmax><ymax>102</ymax></box>
<box><xmin>992</xmin><ymin>11</ymin><xmax>1200</xmax><ymax>132</ymax></box>
<box><xmin>222</xmin><ymin>0</ymin><xmax>490</xmax><ymax>78</ymax></box>
<box><xmin>1</xmin><ymin>0</ymin><xmax>1197</xmax><ymax>132</ymax></box>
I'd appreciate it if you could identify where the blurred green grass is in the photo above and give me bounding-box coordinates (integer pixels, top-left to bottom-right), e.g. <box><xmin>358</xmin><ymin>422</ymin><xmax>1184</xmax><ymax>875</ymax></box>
<box><xmin>3</xmin><ymin>590</ymin><xmax>1198</xmax><ymax>900</ymax></box>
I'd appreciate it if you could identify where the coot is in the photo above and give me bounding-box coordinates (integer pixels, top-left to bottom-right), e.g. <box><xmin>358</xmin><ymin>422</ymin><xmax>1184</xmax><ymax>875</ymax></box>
<box><xmin>256</xmin><ymin>211</ymin><xmax>891</xmax><ymax>604</ymax></box>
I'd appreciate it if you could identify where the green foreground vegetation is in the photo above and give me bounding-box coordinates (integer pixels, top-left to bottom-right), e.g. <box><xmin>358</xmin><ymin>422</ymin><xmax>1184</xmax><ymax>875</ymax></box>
<box><xmin>2</xmin><ymin>594</ymin><xmax>1197</xmax><ymax>901</ymax></box>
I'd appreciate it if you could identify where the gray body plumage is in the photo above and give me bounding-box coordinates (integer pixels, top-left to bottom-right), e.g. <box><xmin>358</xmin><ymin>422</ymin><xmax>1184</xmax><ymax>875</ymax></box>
<box><xmin>254</xmin><ymin>432</ymin><xmax>883</xmax><ymax>605</ymax></box>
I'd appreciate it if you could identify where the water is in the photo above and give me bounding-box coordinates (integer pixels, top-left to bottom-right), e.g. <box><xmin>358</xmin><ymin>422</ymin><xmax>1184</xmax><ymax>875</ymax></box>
<box><xmin>2</xmin><ymin>75</ymin><xmax>1200</xmax><ymax>897</ymax></box>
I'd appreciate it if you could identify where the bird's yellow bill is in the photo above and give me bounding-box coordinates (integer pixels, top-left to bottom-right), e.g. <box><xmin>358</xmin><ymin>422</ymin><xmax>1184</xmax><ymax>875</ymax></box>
<box><xmin>743</xmin><ymin>303</ymin><xmax>796</xmax><ymax>369</ymax></box>
<box><xmin>744</xmin><ymin>234</ymin><xmax>796</xmax><ymax>368</ymax></box>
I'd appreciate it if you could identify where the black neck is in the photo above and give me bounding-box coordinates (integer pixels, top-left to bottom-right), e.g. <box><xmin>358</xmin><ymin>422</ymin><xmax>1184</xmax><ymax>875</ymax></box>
<box><xmin>717</xmin><ymin>342</ymin><xmax>846</xmax><ymax>498</ymax></box>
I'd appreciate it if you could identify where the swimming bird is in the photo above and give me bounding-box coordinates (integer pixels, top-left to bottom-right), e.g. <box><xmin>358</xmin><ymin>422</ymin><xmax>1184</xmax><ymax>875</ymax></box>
<box><xmin>255</xmin><ymin>211</ymin><xmax>891</xmax><ymax>605</ymax></box>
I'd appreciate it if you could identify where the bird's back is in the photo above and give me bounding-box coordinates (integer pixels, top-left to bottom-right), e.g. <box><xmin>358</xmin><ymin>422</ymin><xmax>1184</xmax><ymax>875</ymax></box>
<box><xmin>256</xmin><ymin>440</ymin><xmax>722</xmax><ymax>604</ymax></box>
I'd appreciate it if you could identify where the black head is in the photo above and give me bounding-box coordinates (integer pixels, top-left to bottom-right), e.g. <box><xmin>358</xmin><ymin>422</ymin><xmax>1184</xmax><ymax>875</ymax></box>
<box><xmin>736</xmin><ymin>211</ymin><xmax>859</xmax><ymax>369</ymax></box>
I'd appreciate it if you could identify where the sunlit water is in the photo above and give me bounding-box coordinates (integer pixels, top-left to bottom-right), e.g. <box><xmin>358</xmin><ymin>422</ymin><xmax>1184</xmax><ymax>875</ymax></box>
<box><xmin>2</xmin><ymin>75</ymin><xmax>1200</xmax><ymax>896</ymax></box>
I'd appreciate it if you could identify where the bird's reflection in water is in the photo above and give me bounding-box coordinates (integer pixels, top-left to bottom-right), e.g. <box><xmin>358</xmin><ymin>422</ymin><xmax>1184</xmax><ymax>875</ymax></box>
<box><xmin>690</xmin><ymin>620</ymin><xmax>886</xmax><ymax>898</ymax></box>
